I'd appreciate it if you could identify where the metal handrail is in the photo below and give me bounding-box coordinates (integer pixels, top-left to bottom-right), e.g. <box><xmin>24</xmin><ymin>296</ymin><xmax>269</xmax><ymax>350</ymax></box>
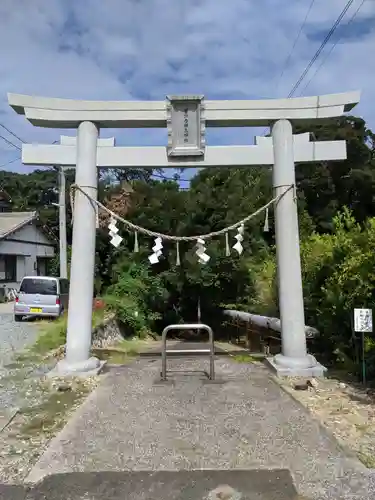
<box><xmin>161</xmin><ymin>323</ymin><xmax>215</xmax><ymax>381</ymax></box>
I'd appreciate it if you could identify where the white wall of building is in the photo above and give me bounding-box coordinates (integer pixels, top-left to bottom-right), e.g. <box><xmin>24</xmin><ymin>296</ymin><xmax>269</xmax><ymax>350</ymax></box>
<box><xmin>0</xmin><ymin>221</ymin><xmax>55</xmax><ymax>289</ymax></box>
<box><xmin>0</xmin><ymin>222</ymin><xmax>55</xmax><ymax>257</ymax></box>
<box><xmin>16</xmin><ymin>255</ymin><xmax>26</xmax><ymax>281</ymax></box>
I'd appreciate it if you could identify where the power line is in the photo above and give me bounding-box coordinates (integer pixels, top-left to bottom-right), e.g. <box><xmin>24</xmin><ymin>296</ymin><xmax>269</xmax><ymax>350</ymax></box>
<box><xmin>0</xmin><ymin>123</ymin><xmax>25</xmax><ymax>194</ymax></box>
<box><xmin>0</xmin><ymin>133</ymin><xmax>22</xmax><ymax>151</ymax></box>
<box><xmin>0</xmin><ymin>115</ymin><xmax>191</xmax><ymax>190</ymax></box>
<box><xmin>0</xmin><ymin>139</ymin><xmax>63</xmax><ymax>172</ymax></box>
<box><xmin>0</xmin><ymin>121</ymin><xmax>25</xmax><ymax>143</ymax></box>
<box><xmin>261</xmin><ymin>0</ymin><xmax>316</xmax><ymax>137</ymax></box>
<box><xmin>288</xmin><ymin>0</ymin><xmax>356</xmax><ymax>97</ymax></box>
<box><xmin>0</xmin><ymin>156</ymin><xmax>21</xmax><ymax>168</ymax></box>
<box><xmin>299</xmin><ymin>0</ymin><xmax>367</xmax><ymax>95</ymax></box>
<box><xmin>275</xmin><ymin>0</ymin><xmax>316</xmax><ymax>94</ymax></box>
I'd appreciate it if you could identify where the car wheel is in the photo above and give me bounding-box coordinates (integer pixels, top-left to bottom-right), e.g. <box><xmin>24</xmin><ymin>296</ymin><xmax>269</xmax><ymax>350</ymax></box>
<box><xmin>14</xmin><ymin>315</ymin><xmax>23</xmax><ymax>322</ymax></box>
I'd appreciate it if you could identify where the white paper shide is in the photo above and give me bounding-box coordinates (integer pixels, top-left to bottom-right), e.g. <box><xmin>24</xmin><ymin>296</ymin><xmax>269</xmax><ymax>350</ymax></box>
<box><xmin>108</xmin><ymin>217</ymin><xmax>122</xmax><ymax>248</ymax></box>
<box><xmin>149</xmin><ymin>237</ymin><xmax>164</xmax><ymax>264</ymax></box>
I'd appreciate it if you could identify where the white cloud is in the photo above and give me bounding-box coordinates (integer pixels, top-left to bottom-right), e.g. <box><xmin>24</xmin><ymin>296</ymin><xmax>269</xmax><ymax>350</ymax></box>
<box><xmin>0</xmin><ymin>0</ymin><xmax>373</xmax><ymax>175</ymax></box>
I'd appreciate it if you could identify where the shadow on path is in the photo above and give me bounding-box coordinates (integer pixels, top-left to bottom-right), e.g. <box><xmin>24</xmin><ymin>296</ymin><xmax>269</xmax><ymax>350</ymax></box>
<box><xmin>0</xmin><ymin>470</ymin><xmax>299</xmax><ymax>500</ymax></box>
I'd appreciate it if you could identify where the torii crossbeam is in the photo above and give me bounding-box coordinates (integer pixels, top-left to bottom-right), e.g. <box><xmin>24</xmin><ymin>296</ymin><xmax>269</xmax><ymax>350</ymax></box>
<box><xmin>22</xmin><ymin>132</ymin><xmax>346</xmax><ymax>168</ymax></box>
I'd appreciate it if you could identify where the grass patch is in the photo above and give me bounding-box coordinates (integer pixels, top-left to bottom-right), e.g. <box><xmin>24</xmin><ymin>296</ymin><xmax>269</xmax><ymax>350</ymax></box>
<box><xmin>3</xmin><ymin>362</ymin><xmax>22</xmax><ymax>370</ymax></box>
<box><xmin>0</xmin><ymin>369</ymin><xmax>31</xmax><ymax>384</ymax></box>
<box><xmin>117</xmin><ymin>338</ymin><xmax>153</xmax><ymax>355</ymax></box>
<box><xmin>19</xmin><ymin>309</ymin><xmax>106</xmax><ymax>361</ymax></box>
<box><xmin>357</xmin><ymin>451</ymin><xmax>375</xmax><ymax>469</ymax></box>
<box><xmin>14</xmin><ymin>351</ymin><xmax>43</xmax><ymax>365</ymax></box>
<box><xmin>19</xmin><ymin>380</ymin><xmax>93</xmax><ymax>438</ymax></box>
<box><xmin>29</xmin><ymin>317</ymin><xmax>67</xmax><ymax>356</ymax></box>
<box><xmin>92</xmin><ymin>348</ymin><xmax>130</xmax><ymax>365</ymax></box>
<box><xmin>91</xmin><ymin>337</ymin><xmax>153</xmax><ymax>365</ymax></box>
<box><xmin>355</xmin><ymin>423</ymin><xmax>370</xmax><ymax>434</ymax></box>
<box><xmin>231</xmin><ymin>353</ymin><xmax>263</xmax><ymax>363</ymax></box>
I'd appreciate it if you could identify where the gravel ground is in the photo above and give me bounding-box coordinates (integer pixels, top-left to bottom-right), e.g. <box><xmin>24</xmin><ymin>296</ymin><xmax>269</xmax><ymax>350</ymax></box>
<box><xmin>0</xmin><ymin>303</ymin><xmax>39</xmax><ymax>368</ymax></box>
<box><xmin>278</xmin><ymin>376</ymin><xmax>375</xmax><ymax>469</ymax></box>
<box><xmin>0</xmin><ymin>303</ymin><xmax>40</xmax><ymax>408</ymax></box>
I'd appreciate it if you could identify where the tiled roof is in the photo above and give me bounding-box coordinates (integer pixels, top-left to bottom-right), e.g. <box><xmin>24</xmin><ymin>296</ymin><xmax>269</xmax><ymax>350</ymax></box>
<box><xmin>0</xmin><ymin>211</ymin><xmax>37</xmax><ymax>240</ymax></box>
<box><xmin>0</xmin><ymin>189</ymin><xmax>12</xmax><ymax>202</ymax></box>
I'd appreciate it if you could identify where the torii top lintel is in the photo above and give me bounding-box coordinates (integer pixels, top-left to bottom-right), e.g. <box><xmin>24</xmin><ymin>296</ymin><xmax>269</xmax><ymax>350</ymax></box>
<box><xmin>8</xmin><ymin>91</ymin><xmax>360</xmax><ymax>129</ymax></box>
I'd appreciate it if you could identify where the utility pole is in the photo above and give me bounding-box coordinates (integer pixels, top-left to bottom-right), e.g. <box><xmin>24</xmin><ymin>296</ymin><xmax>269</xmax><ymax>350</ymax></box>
<box><xmin>58</xmin><ymin>167</ymin><xmax>68</xmax><ymax>278</ymax></box>
<box><xmin>54</xmin><ymin>135</ymin><xmax>116</xmax><ymax>281</ymax></box>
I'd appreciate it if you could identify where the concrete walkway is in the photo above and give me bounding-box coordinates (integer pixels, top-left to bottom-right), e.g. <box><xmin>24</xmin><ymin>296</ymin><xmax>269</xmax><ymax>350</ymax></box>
<box><xmin>27</xmin><ymin>358</ymin><xmax>374</xmax><ymax>499</ymax></box>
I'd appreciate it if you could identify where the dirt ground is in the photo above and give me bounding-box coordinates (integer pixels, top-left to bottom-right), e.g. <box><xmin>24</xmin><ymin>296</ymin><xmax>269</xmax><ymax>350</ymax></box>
<box><xmin>277</xmin><ymin>374</ymin><xmax>375</xmax><ymax>469</ymax></box>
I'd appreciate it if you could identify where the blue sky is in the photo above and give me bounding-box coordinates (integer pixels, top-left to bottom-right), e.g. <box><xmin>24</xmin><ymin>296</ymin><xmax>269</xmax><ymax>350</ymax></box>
<box><xmin>0</xmin><ymin>0</ymin><xmax>374</xmax><ymax>186</ymax></box>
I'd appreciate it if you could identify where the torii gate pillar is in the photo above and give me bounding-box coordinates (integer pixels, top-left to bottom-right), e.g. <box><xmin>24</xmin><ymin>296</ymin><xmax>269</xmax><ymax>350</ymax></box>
<box><xmin>61</xmin><ymin>122</ymin><xmax>101</xmax><ymax>374</ymax></box>
<box><xmin>270</xmin><ymin>120</ymin><xmax>320</xmax><ymax>375</ymax></box>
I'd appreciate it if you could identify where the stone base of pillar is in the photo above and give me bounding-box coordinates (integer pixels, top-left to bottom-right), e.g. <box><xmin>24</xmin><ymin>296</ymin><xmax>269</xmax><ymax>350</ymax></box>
<box><xmin>265</xmin><ymin>354</ymin><xmax>327</xmax><ymax>377</ymax></box>
<box><xmin>48</xmin><ymin>356</ymin><xmax>106</xmax><ymax>378</ymax></box>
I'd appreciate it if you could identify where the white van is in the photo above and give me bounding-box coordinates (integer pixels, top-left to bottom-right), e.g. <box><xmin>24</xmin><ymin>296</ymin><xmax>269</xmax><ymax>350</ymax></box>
<box><xmin>14</xmin><ymin>276</ymin><xmax>69</xmax><ymax>321</ymax></box>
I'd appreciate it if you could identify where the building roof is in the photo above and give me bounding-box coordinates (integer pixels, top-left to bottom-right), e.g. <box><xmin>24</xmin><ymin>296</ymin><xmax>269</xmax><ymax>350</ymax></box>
<box><xmin>0</xmin><ymin>189</ymin><xmax>12</xmax><ymax>203</ymax></box>
<box><xmin>0</xmin><ymin>211</ymin><xmax>37</xmax><ymax>240</ymax></box>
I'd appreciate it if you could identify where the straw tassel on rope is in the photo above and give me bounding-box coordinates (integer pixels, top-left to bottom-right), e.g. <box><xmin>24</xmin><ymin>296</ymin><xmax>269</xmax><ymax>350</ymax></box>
<box><xmin>133</xmin><ymin>231</ymin><xmax>139</xmax><ymax>253</ymax></box>
<box><xmin>263</xmin><ymin>207</ymin><xmax>269</xmax><ymax>232</ymax></box>
<box><xmin>95</xmin><ymin>204</ymin><xmax>99</xmax><ymax>229</ymax></box>
<box><xmin>176</xmin><ymin>241</ymin><xmax>181</xmax><ymax>266</ymax></box>
<box><xmin>69</xmin><ymin>189</ymin><xmax>75</xmax><ymax>225</ymax></box>
<box><xmin>225</xmin><ymin>231</ymin><xmax>230</xmax><ymax>257</ymax></box>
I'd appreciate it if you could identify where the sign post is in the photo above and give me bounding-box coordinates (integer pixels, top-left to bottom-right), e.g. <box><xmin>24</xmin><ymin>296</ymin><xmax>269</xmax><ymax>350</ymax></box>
<box><xmin>353</xmin><ymin>308</ymin><xmax>373</xmax><ymax>385</ymax></box>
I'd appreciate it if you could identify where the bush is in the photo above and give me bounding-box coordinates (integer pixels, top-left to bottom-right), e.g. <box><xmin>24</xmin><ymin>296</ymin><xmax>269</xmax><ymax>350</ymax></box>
<box><xmin>247</xmin><ymin>208</ymin><xmax>375</xmax><ymax>379</ymax></box>
<box><xmin>246</xmin><ymin>251</ymin><xmax>278</xmax><ymax>316</ymax></box>
<box><xmin>305</xmin><ymin>210</ymin><xmax>375</xmax><ymax>369</ymax></box>
<box><xmin>105</xmin><ymin>261</ymin><xmax>169</xmax><ymax>338</ymax></box>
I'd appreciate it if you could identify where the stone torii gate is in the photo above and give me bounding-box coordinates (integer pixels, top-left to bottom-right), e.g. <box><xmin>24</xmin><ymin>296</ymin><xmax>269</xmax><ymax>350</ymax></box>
<box><xmin>8</xmin><ymin>91</ymin><xmax>360</xmax><ymax>377</ymax></box>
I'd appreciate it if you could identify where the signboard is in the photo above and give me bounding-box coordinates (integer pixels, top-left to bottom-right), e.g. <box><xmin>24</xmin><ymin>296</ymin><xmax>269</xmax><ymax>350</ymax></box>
<box><xmin>166</xmin><ymin>95</ymin><xmax>205</xmax><ymax>157</ymax></box>
<box><xmin>354</xmin><ymin>308</ymin><xmax>373</xmax><ymax>333</ymax></box>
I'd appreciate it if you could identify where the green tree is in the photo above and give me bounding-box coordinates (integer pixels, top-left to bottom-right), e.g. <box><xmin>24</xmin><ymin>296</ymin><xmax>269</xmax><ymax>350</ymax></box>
<box><xmin>100</xmin><ymin>168</ymin><xmax>273</xmax><ymax>334</ymax></box>
<box><xmin>295</xmin><ymin>116</ymin><xmax>375</xmax><ymax>231</ymax></box>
